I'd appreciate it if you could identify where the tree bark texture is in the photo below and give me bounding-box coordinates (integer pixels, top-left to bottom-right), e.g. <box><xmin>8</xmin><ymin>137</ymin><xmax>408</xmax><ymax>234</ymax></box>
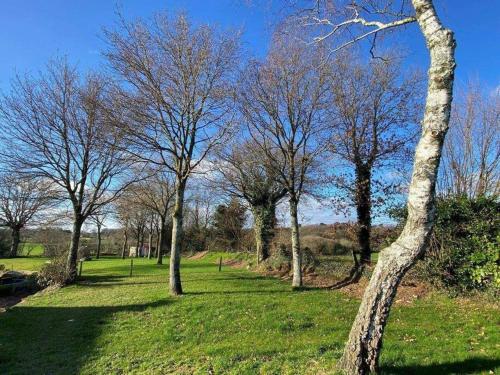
<box><xmin>289</xmin><ymin>198</ymin><xmax>302</xmax><ymax>288</ymax></box>
<box><xmin>157</xmin><ymin>217</ymin><xmax>167</xmax><ymax>265</ymax></box>
<box><xmin>66</xmin><ymin>217</ymin><xmax>84</xmax><ymax>283</ymax></box>
<box><xmin>355</xmin><ymin>165</ymin><xmax>372</xmax><ymax>265</ymax></box>
<box><xmin>96</xmin><ymin>224</ymin><xmax>102</xmax><ymax>259</ymax></box>
<box><xmin>121</xmin><ymin>226</ymin><xmax>128</xmax><ymax>259</ymax></box>
<box><xmin>148</xmin><ymin>228</ymin><xmax>152</xmax><ymax>259</ymax></box>
<box><xmin>9</xmin><ymin>226</ymin><xmax>21</xmax><ymax>258</ymax></box>
<box><xmin>139</xmin><ymin>231</ymin><xmax>145</xmax><ymax>257</ymax></box>
<box><xmin>338</xmin><ymin>1</ymin><xmax>456</xmax><ymax>373</ymax></box>
<box><xmin>169</xmin><ymin>181</ymin><xmax>185</xmax><ymax>295</ymax></box>
<box><xmin>252</xmin><ymin>203</ymin><xmax>276</xmax><ymax>264</ymax></box>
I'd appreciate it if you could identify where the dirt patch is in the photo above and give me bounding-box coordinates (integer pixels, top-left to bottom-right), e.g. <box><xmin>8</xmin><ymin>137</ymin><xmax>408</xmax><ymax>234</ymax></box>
<box><xmin>330</xmin><ymin>278</ymin><xmax>430</xmax><ymax>305</ymax></box>
<box><xmin>221</xmin><ymin>258</ymin><xmax>246</xmax><ymax>269</ymax></box>
<box><xmin>0</xmin><ymin>282</ymin><xmax>58</xmax><ymax>313</ymax></box>
<box><xmin>0</xmin><ymin>291</ymin><xmax>32</xmax><ymax>312</ymax></box>
<box><xmin>188</xmin><ymin>251</ymin><xmax>209</xmax><ymax>260</ymax></box>
<box><xmin>259</xmin><ymin>266</ymin><xmax>431</xmax><ymax>305</ymax></box>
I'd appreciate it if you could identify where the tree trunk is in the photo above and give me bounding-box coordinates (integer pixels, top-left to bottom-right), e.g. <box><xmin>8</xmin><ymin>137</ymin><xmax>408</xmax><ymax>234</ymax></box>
<box><xmin>135</xmin><ymin>234</ymin><xmax>140</xmax><ymax>258</ymax></box>
<box><xmin>96</xmin><ymin>224</ymin><xmax>102</xmax><ymax>259</ymax></box>
<box><xmin>66</xmin><ymin>217</ymin><xmax>84</xmax><ymax>283</ymax></box>
<box><xmin>157</xmin><ymin>217</ymin><xmax>166</xmax><ymax>265</ymax></box>
<box><xmin>338</xmin><ymin>1</ymin><xmax>456</xmax><ymax>373</ymax></box>
<box><xmin>9</xmin><ymin>226</ymin><xmax>21</xmax><ymax>258</ymax></box>
<box><xmin>289</xmin><ymin>197</ymin><xmax>302</xmax><ymax>288</ymax></box>
<box><xmin>169</xmin><ymin>179</ymin><xmax>185</xmax><ymax>295</ymax></box>
<box><xmin>355</xmin><ymin>164</ymin><xmax>372</xmax><ymax>265</ymax></box>
<box><xmin>121</xmin><ymin>225</ymin><xmax>128</xmax><ymax>259</ymax></box>
<box><xmin>252</xmin><ymin>203</ymin><xmax>276</xmax><ymax>264</ymax></box>
<box><xmin>148</xmin><ymin>228</ymin><xmax>152</xmax><ymax>259</ymax></box>
<box><xmin>139</xmin><ymin>230</ymin><xmax>145</xmax><ymax>258</ymax></box>
<box><xmin>155</xmin><ymin>227</ymin><xmax>160</xmax><ymax>258</ymax></box>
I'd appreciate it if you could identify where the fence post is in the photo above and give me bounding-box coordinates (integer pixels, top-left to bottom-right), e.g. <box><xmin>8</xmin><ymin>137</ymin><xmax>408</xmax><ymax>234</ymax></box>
<box><xmin>129</xmin><ymin>258</ymin><xmax>133</xmax><ymax>277</ymax></box>
<box><xmin>78</xmin><ymin>260</ymin><xmax>83</xmax><ymax>278</ymax></box>
<box><xmin>218</xmin><ymin>256</ymin><xmax>222</xmax><ymax>272</ymax></box>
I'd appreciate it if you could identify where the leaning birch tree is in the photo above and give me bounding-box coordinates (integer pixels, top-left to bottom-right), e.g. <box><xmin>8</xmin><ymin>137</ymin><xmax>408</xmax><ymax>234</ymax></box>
<box><xmin>299</xmin><ymin>0</ymin><xmax>456</xmax><ymax>372</ymax></box>
<box><xmin>104</xmin><ymin>14</ymin><xmax>239</xmax><ymax>295</ymax></box>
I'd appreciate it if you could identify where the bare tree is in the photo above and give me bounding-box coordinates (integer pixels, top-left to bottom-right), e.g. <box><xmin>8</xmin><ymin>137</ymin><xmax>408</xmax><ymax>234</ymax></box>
<box><xmin>439</xmin><ymin>81</ymin><xmax>499</xmax><ymax>197</ymax></box>
<box><xmin>238</xmin><ymin>33</ymin><xmax>329</xmax><ymax>287</ymax></box>
<box><xmin>129</xmin><ymin>205</ymin><xmax>148</xmax><ymax>257</ymax></box>
<box><xmin>129</xmin><ymin>170</ymin><xmax>175</xmax><ymax>265</ymax></box>
<box><xmin>0</xmin><ymin>173</ymin><xmax>55</xmax><ymax>257</ymax></box>
<box><xmin>0</xmin><ymin>60</ymin><xmax>134</xmax><ymax>283</ymax></box>
<box><xmin>104</xmin><ymin>13</ymin><xmax>239</xmax><ymax>295</ymax></box>
<box><xmin>298</xmin><ymin>1</ymin><xmax>457</xmax><ymax>372</ymax></box>
<box><xmin>90</xmin><ymin>211</ymin><xmax>109</xmax><ymax>259</ymax></box>
<box><xmin>115</xmin><ymin>196</ymin><xmax>131</xmax><ymax>259</ymax></box>
<box><xmin>328</xmin><ymin>54</ymin><xmax>422</xmax><ymax>265</ymax></box>
<box><xmin>215</xmin><ymin>140</ymin><xmax>287</xmax><ymax>263</ymax></box>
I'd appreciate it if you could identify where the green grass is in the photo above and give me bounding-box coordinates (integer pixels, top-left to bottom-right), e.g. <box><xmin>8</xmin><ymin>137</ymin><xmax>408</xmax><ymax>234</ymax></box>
<box><xmin>1</xmin><ymin>254</ymin><xmax>498</xmax><ymax>374</ymax></box>
<box><xmin>0</xmin><ymin>255</ymin><xmax>49</xmax><ymax>272</ymax></box>
<box><xmin>19</xmin><ymin>242</ymin><xmax>45</xmax><ymax>256</ymax></box>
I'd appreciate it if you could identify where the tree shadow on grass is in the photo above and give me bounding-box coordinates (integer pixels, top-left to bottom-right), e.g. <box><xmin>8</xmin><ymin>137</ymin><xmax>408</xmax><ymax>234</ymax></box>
<box><xmin>78</xmin><ymin>274</ymin><xmax>129</xmax><ymax>284</ymax></box>
<box><xmin>187</xmin><ymin>289</ymin><xmax>291</xmax><ymax>296</ymax></box>
<box><xmin>382</xmin><ymin>357</ymin><xmax>500</xmax><ymax>374</ymax></box>
<box><xmin>0</xmin><ymin>298</ymin><xmax>174</xmax><ymax>375</ymax></box>
<box><xmin>184</xmin><ymin>274</ymin><xmax>269</xmax><ymax>282</ymax></box>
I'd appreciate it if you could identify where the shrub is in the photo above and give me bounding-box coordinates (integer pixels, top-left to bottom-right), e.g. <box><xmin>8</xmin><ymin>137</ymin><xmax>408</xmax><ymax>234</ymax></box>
<box><xmin>332</xmin><ymin>239</ymin><xmax>355</xmax><ymax>255</ymax></box>
<box><xmin>263</xmin><ymin>243</ymin><xmax>291</xmax><ymax>272</ymax></box>
<box><xmin>301</xmin><ymin>235</ymin><xmax>335</xmax><ymax>255</ymax></box>
<box><xmin>37</xmin><ymin>255</ymin><xmax>69</xmax><ymax>287</ymax></box>
<box><xmin>391</xmin><ymin>195</ymin><xmax>499</xmax><ymax>295</ymax></box>
<box><xmin>302</xmin><ymin>247</ymin><xmax>318</xmax><ymax>272</ymax></box>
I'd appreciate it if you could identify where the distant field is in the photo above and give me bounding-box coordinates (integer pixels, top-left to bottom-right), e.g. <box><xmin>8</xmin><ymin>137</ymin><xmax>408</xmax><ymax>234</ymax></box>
<box><xmin>19</xmin><ymin>242</ymin><xmax>45</xmax><ymax>257</ymax></box>
<box><xmin>1</xmin><ymin>254</ymin><xmax>498</xmax><ymax>374</ymax></box>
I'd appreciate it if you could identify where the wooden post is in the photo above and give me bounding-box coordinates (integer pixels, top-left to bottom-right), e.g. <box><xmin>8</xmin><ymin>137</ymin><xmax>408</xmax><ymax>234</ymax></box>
<box><xmin>129</xmin><ymin>258</ymin><xmax>133</xmax><ymax>277</ymax></box>
<box><xmin>218</xmin><ymin>256</ymin><xmax>222</xmax><ymax>272</ymax></box>
<box><xmin>78</xmin><ymin>260</ymin><xmax>83</xmax><ymax>277</ymax></box>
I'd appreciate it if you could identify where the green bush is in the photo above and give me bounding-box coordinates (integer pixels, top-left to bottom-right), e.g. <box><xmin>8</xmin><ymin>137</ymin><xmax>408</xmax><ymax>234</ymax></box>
<box><xmin>263</xmin><ymin>243</ymin><xmax>291</xmax><ymax>272</ymax></box>
<box><xmin>390</xmin><ymin>195</ymin><xmax>499</xmax><ymax>295</ymax></box>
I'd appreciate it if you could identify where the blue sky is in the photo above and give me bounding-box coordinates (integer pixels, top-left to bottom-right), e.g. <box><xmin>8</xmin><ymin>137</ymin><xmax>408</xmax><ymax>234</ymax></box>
<box><xmin>0</xmin><ymin>0</ymin><xmax>499</xmax><ymax>92</ymax></box>
<box><xmin>0</xmin><ymin>0</ymin><xmax>498</xmax><ymax>225</ymax></box>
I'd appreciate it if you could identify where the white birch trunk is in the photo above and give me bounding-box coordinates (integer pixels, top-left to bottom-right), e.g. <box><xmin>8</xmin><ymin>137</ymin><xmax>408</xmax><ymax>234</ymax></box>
<box><xmin>169</xmin><ymin>179</ymin><xmax>185</xmax><ymax>295</ymax></box>
<box><xmin>338</xmin><ymin>1</ymin><xmax>456</xmax><ymax>373</ymax></box>
<box><xmin>289</xmin><ymin>197</ymin><xmax>303</xmax><ymax>288</ymax></box>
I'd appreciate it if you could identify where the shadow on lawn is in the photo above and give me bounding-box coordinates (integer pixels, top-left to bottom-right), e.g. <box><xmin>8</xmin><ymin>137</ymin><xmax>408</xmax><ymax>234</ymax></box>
<box><xmin>187</xmin><ymin>289</ymin><xmax>290</xmax><ymax>296</ymax></box>
<box><xmin>383</xmin><ymin>357</ymin><xmax>500</xmax><ymax>374</ymax></box>
<box><xmin>0</xmin><ymin>298</ymin><xmax>174</xmax><ymax>375</ymax></box>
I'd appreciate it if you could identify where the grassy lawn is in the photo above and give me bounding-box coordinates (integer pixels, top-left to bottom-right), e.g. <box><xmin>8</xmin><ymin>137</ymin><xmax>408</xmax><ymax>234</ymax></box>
<box><xmin>19</xmin><ymin>242</ymin><xmax>45</xmax><ymax>257</ymax></box>
<box><xmin>0</xmin><ymin>255</ymin><xmax>49</xmax><ymax>272</ymax></box>
<box><xmin>0</xmin><ymin>254</ymin><xmax>498</xmax><ymax>374</ymax></box>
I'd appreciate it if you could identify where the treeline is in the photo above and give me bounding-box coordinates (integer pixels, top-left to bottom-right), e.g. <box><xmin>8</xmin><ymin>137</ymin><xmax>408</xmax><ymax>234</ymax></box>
<box><xmin>0</xmin><ymin>12</ymin><xmax>497</xmax><ymax>292</ymax></box>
